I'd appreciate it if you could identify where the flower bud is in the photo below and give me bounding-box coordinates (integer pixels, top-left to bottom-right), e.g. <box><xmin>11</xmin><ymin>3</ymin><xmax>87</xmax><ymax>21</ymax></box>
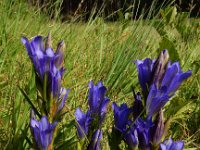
<box><xmin>152</xmin><ymin>49</ymin><xmax>169</xmax><ymax>88</ymax></box>
<box><xmin>45</xmin><ymin>32</ymin><xmax>52</xmax><ymax>49</ymax></box>
<box><xmin>152</xmin><ymin>109</ymin><xmax>164</xmax><ymax>146</ymax></box>
<box><xmin>87</xmin><ymin>129</ymin><xmax>103</xmax><ymax>150</ymax></box>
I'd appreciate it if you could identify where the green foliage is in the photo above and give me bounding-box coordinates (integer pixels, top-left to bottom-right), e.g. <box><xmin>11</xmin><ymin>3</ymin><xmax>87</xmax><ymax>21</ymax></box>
<box><xmin>160</xmin><ymin>6</ymin><xmax>177</xmax><ymax>26</ymax></box>
<box><xmin>159</xmin><ymin>37</ymin><xmax>180</xmax><ymax>62</ymax></box>
<box><xmin>0</xmin><ymin>0</ymin><xmax>199</xmax><ymax>149</ymax></box>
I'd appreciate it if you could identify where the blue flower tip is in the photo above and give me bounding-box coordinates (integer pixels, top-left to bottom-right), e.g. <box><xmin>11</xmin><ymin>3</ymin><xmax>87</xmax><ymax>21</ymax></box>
<box><xmin>162</xmin><ymin>49</ymin><xmax>168</xmax><ymax>54</ymax></box>
<box><xmin>21</xmin><ymin>36</ymin><xmax>27</xmax><ymax>44</ymax></box>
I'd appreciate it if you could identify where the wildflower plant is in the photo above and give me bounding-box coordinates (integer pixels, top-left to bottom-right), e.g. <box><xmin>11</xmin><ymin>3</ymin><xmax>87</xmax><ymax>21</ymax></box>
<box><xmin>110</xmin><ymin>49</ymin><xmax>191</xmax><ymax>150</ymax></box>
<box><xmin>21</xmin><ymin>33</ymin><xmax>191</xmax><ymax>150</ymax></box>
<box><xmin>75</xmin><ymin>81</ymin><xmax>110</xmax><ymax>149</ymax></box>
<box><xmin>21</xmin><ymin>33</ymin><xmax>69</xmax><ymax>150</ymax></box>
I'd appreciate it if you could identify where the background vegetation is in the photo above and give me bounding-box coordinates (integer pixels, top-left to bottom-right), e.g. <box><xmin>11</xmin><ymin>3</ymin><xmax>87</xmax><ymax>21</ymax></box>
<box><xmin>28</xmin><ymin>0</ymin><xmax>200</xmax><ymax>20</ymax></box>
<box><xmin>0</xmin><ymin>0</ymin><xmax>199</xmax><ymax>149</ymax></box>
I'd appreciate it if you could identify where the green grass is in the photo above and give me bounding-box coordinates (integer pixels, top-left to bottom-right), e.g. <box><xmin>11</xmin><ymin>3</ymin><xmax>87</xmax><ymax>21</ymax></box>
<box><xmin>0</xmin><ymin>0</ymin><xmax>199</xmax><ymax>149</ymax></box>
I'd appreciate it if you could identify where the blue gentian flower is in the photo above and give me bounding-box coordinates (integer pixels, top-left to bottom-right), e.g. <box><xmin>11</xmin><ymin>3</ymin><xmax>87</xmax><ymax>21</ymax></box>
<box><xmin>146</xmin><ymin>84</ymin><xmax>169</xmax><ymax>117</ymax></box>
<box><xmin>135</xmin><ymin>58</ymin><xmax>155</xmax><ymax>97</ymax></box>
<box><xmin>22</xmin><ymin>35</ymin><xmax>69</xmax><ymax>116</ymax></box>
<box><xmin>160</xmin><ymin>138</ymin><xmax>184</xmax><ymax>150</ymax></box>
<box><xmin>49</xmin><ymin>57</ymin><xmax>65</xmax><ymax>97</ymax></box>
<box><xmin>112</xmin><ymin>102</ymin><xmax>132</xmax><ymax>132</ymax></box>
<box><xmin>75</xmin><ymin>108</ymin><xmax>92</xmax><ymax>138</ymax></box>
<box><xmin>136</xmin><ymin>50</ymin><xmax>192</xmax><ymax>117</ymax></box>
<box><xmin>135</xmin><ymin>118</ymin><xmax>154</xmax><ymax>150</ymax></box>
<box><xmin>87</xmin><ymin>129</ymin><xmax>103</xmax><ymax>150</ymax></box>
<box><xmin>75</xmin><ymin>81</ymin><xmax>109</xmax><ymax>145</ymax></box>
<box><xmin>110</xmin><ymin>49</ymin><xmax>190</xmax><ymax>149</ymax></box>
<box><xmin>161</xmin><ymin>62</ymin><xmax>192</xmax><ymax>97</ymax></box>
<box><xmin>21</xmin><ymin>35</ymin><xmax>65</xmax><ymax>98</ymax></box>
<box><xmin>146</xmin><ymin>62</ymin><xmax>192</xmax><ymax>117</ymax></box>
<box><xmin>112</xmin><ymin>102</ymin><xmax>139</xmax><ymax>149</ymax></box>
<box><xmin>124</xmin><ymin>126</ymin><xmax>139</xmax><ymax>149</ymax></box>
<box><xmin>88</xmin><ymin>81</ymin><xmax>110</xmax><ymax>124</ymax></box>
<box><xmin>30</xmin><ymin>115</ymin><xmax>57</xmax><ymax>150</ymax></box>
<box><xmin>112</xmin><ymin>102</ymin><xmax>156</xmax><ymax>150</ymax></box>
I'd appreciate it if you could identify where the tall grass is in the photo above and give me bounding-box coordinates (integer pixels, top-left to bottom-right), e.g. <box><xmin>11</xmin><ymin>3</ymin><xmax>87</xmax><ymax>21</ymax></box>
<box><xmin>0</xmin><ymin>0</ymin><xmax>199</xmax><ymax>149</ymax></box>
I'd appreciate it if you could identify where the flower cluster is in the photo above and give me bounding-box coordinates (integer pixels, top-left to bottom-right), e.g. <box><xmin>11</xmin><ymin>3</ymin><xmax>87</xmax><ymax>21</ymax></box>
<box><xmin>22</xmin><ymin>34</ymin><xmax>69</xmax><ymax>149</ymax></box>
<box><xmin>75</xmin><ymin>81</ymin><xmax>110</xmax><ymax>149</ymax></box>
<box><xmin>22</xmin><ymin>34</ymin><xmax>191</xmax><ymax>150</ymax></box>
<box><xmin>135</xmin><ymin>50</ymin><xmax>191</xmax><ymax>117</ymax></box>
<box><xmin>111</xmin><ymin>50</ymin><xmax>191</xmax><ymax>149</ymax></box>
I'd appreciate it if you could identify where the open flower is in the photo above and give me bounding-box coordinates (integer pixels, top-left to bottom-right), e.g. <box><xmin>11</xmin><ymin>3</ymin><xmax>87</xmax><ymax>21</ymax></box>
<box><xmin>146</xmin><ymin>84</ymin><xmax>169</xmax><ymax>117</ymax></box>
<box><xmin>135</xmin><ymin>118</ymin><xmax>154</xmax><ymax>150</ymax></box>
<box><xmin>30</xmin><ymin>115</ymin><xmax>57</xmax><ymax>150</ymax></box>
<box><xmin>146</xmin><ymin>62</ymin><xmax>192</xmax><ymax>117</ymax></box>
<box><xmin>88</xmin><ymin>81</ymin><xmax>110</xmax><ymax>124</ymax></box>
<box><xmin>135</xmin><ymin>58</ymin><xmax>155</xmax><ymax>97</ymax></box>
<box><xmin>161</xmin><ymin>62</ymin><xmax>192</xmax><ymax>97</ymax></box>
<box><xmin>74</xmin><ymin>81</ymin><xmax>110</xmax><ymax>150</ymax></box>
<box><xmin>112</xmin><ymin>102</ymin><xmax>139</xmax><ymax>149</ymax></box>
<box><xmin>160</xmin><ymin>138</ymin><xmax>184</xmax><ymax>150</ymax></box>
<box><xmin>112</xmin><ymin>102</ymin><xmax>132</xmax><ymax>133</ymax></box>
<box><xmin>75</xmin><ymin>108</ymin><xmax>92</xmax><ymax>138</ymax></box>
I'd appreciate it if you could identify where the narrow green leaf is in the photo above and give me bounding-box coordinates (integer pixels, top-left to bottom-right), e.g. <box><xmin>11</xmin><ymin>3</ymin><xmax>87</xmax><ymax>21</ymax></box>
<box><xmin>18</xmin><ymin>86</ymin><xmax>41</xmax><ymax>118</ymax></box>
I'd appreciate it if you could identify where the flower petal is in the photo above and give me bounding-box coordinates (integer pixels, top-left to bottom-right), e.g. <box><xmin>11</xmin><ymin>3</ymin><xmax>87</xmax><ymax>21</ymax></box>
<box><xmin>57</xmin><ymin>88</ymin><xmax>70</xmax><ymax>112</ymax></box>
<box><xmin>75</xmin><ymin>108</ymin><xmax>91</xmax><ymax>138</ymax></box>
<box><xmin>112</xmin><ymin>102</ymin><xmax>132</xmax><ymax>132</ymax></box>
<box><xmin>160</xmin><ymin>138</ymin><xmax>184</xmax><ymax>150</ymax></box>
<box><xmin>135</xmin><ymin>58</ymin><xmax>155</xmax><ymax>96</ymax></box>
<box><xmin>146</xmin><ymin>84</ymin><xmax>169</xmax><ymax>117</ymax></box>
<box><xmin>87</xmin><ymin>129</ymin><xmax>103</xmax><ymax>150</ymax></box>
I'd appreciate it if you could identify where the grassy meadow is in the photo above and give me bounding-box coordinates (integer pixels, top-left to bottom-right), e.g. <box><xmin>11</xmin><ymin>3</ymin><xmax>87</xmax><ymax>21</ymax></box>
<box><xmin>0</xmin><ymin>0</ymin><xmax>199</xmax><ymax>149</ymax></box>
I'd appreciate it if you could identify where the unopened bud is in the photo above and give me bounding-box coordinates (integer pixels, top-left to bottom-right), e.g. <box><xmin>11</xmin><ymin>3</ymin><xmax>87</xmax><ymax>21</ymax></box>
<box><xmin>153</xmin><ymin>109</ymin><xmax>164</xmax><ymax>145</ymax></box>
<box><xmin>45</xmin><ymin>32</ymin><xmax>52</xmax><ymax>49</ymax></box>
<box><xmin>56</xmin><ymin>40</ymin><xmax>65</xmax><ymax>54</ymax></box>
<box><xmin>152</xmin><ymin>49</ymin><xmax>169</xmax><ymax>88</ymax></box>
